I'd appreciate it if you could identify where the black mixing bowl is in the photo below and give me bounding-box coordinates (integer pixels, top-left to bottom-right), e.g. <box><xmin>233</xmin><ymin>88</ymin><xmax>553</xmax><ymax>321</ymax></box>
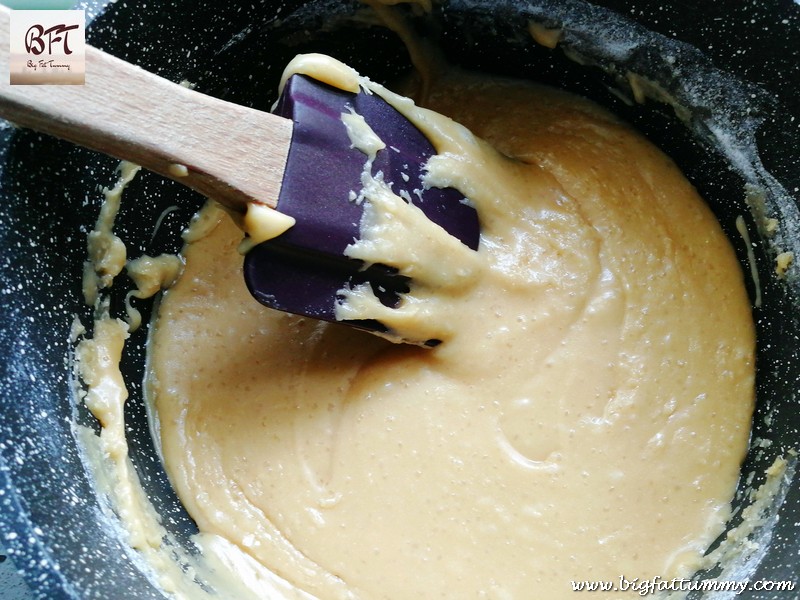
<box><xmin>1</xmin><ymin>1</ymin><xmax>798</xmax><ymax>598</ymax></box>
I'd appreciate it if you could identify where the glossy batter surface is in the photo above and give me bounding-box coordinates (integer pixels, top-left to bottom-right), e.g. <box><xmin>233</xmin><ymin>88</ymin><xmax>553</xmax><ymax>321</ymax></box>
<box><xmin>147</xmin><ymin>65</ymin><xmax>754</xmax><ymax>598</ymax></box>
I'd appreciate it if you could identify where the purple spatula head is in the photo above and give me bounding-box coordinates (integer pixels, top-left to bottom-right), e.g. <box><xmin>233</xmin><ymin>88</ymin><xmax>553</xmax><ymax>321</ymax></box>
<box><xmin>243</xmin><ymin>74</ymin><xmax>480</xmax><ymax>344</ymax></box>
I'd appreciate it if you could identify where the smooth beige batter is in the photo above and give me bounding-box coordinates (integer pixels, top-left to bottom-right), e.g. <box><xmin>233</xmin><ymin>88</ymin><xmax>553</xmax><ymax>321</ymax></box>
<box><xmin>146</xmin><ymin>58</ymin><xmax>755</xmax><ymax>598</ymax></box>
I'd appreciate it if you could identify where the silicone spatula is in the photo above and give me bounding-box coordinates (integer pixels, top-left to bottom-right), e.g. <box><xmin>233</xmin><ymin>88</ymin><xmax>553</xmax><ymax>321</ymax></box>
<box><xmin>244</xmin><ymin>73</ymin><xmax>479</xmax><ymax>345</ymax></box>
<box><xmin>0</xmin><ymin>8</ymin><xmax>479</xmax><ymax>343</ymax></box>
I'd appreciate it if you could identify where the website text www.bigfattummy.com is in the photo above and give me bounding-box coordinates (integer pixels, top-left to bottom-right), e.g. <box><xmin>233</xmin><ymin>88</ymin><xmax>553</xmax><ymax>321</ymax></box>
<box><xmin>570</xmin><ymin>575</ymin><xmax>796</xmax><ymax>595</ymax></box>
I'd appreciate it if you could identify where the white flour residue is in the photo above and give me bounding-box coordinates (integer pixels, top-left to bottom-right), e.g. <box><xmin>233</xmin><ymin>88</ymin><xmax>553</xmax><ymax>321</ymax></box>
<box><xmin>701</xmin><ymin>453</ymin><xmax>797</xmax><ymax>590</ymax></box>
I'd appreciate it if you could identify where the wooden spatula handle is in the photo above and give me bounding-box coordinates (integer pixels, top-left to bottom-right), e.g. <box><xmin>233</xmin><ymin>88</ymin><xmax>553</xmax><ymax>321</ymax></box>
<box><xmin>0</xmin><ymin>6</ymin><xmax>291</xmax><ymax>212</ymax></box>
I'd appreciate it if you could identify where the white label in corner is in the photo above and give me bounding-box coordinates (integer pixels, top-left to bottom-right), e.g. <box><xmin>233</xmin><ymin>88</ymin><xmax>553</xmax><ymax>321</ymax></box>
<box><xmin>8</xmin><ymin>9</ymin><xmax>85</xmax><ymax>85</ymax></box>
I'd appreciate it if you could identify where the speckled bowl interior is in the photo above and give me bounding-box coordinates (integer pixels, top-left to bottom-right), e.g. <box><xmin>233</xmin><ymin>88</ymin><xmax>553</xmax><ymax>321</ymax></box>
<box><xmin>0</xmin><ymin>1</ymin><xmax>798</xmax><ymax>598</ymax></box>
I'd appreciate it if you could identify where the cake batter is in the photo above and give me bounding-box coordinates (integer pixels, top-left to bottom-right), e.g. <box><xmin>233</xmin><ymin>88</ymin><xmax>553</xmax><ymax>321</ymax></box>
<box><xmin>144</xmin><ymin>56</ymin><xmax>755</xmax><ymax>598</ymax></box>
